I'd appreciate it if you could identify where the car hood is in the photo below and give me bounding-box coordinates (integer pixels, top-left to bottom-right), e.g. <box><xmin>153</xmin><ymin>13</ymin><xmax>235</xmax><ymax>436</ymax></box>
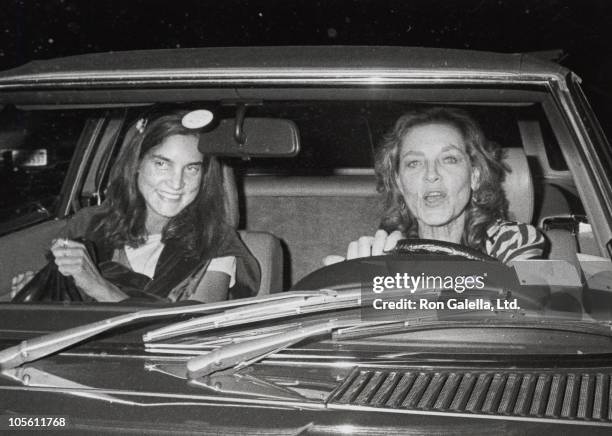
<box><xmin>2</xmin><ymin>305</ymin><xmax>612</xmax><ymax>433</ymax></box>
<box><xmin>3</xmin><ymin>345</ymin><xmax>612</xmax><ymax>434</ymax></box>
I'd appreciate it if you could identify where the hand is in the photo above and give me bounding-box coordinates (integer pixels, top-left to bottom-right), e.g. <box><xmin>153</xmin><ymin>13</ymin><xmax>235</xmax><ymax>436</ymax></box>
<box><xmin>323</xmin><ymin>230</ymin><xmax>404</xmax><ymax>266</ymax></box>
<box><xmin>51</xmin><ymin>239</ymin><xmax>127</xmax><ymax>302</ymax></box>
<box><xmin>10</xmin><ymin>271</ymin><xmax>35</xmax><ymax>298</ymax></box>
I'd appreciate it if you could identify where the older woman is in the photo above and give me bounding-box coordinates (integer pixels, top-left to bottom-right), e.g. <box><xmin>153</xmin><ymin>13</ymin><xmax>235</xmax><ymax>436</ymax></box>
<box><xmin>12</xmin><ymin>111</ymin><xmax>260</xmax><ymax>302</ymax></box>
<box><xmin>334</xmin><ymin>107</ymin><xmax>546</xmax><ymax>264</ymax></box>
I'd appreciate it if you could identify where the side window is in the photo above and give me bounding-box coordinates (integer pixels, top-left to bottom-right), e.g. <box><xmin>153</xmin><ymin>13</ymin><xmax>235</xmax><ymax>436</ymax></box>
<box><xmin>0</xmin><ymin>107</ymin><xmax>91</xmax><ymax>233</ymax></box>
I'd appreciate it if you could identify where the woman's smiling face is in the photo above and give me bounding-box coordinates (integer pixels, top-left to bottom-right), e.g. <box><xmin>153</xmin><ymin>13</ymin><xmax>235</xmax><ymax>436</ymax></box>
<box><xmin>137</xmin><ymin>134</ymin><xmax>203</xmax><ymax>227</ymax></box>
<box><xmin>396</xmin><ymin>122</ymin><xmax>479</xmax><ymax>230</ymax></box>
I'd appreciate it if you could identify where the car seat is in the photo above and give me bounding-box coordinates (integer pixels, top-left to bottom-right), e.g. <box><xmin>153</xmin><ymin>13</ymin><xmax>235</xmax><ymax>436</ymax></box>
<box><xmin>222</xmin><ymin>164</ymin><xmax>284</xmax><ymax>295</ymax></box>
<box><xmin>502</xmin><ymin>147</ymin><xmax>579</xmax><ymax>265</ymax></box>
<box><xmin>503</xmin><ymin>148</ymin><xmax>585</xmax><ymax>313</ymax></box>
<box><xmin>243</xmin><ymin>174</ymin><xmax>383</xmax><ymax>285</ymax></box>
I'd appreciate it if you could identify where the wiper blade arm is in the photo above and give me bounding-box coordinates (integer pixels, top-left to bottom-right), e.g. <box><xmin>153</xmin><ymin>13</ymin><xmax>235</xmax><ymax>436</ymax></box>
<box><xmin>185</xmin><ymin>312</ymin><xmax>612</xmax><ymax>379</ymax></box>
<box><xmin>186</xmin><ymin>319</ymin><xmax>359</xmax><ymax>379</ymax></box>
<box><xmin>333</xmin><ymin>316</ymin><xmax>612</xmax><ymax>341</ymax></box>
<box><xmin>144</xmin><ymin>288</ymin><xmax>362</xmax><ymax>342</ymax></box>
<box><xmin>0</xmin><ymin>292</ymin><xmax>324</xmax><ymax>370</ymax></box>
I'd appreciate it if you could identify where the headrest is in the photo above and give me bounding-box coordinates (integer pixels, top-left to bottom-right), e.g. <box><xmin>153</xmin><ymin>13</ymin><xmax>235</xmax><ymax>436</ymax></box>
<box><xmin>501</xmin><ymin>147</ymin><xmax>534</xmax><ymax>224</ymax></box>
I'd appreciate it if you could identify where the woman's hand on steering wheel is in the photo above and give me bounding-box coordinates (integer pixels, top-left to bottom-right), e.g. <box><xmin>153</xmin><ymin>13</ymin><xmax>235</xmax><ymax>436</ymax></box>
<box><xmin>323</xmin><ymin>230</ymin><xmax>404</xmax><ymax>266</ymax></box>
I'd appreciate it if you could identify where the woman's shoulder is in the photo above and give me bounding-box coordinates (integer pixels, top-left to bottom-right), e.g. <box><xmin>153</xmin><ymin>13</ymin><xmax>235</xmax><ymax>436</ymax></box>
<box><xmin>215</xmin><ymin>224</ymin><xmax>253</xmax><ymax>258</ymax></box>
<box><xmin>485</xmin><ymin>219</ymin><xmax>535</xmax><ymax>237</ymax></box>
<box><xmin>485</xmin><ymin>219</ymin><xmax>547</xmax><ymax>263</ymax></box>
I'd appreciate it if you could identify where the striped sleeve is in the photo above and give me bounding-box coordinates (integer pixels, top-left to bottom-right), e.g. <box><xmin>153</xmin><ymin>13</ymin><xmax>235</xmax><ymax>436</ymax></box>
<box><xmin>485</xmin><ymin>220</ymin><xmax>547</xmax><ymax>263</ymax></box>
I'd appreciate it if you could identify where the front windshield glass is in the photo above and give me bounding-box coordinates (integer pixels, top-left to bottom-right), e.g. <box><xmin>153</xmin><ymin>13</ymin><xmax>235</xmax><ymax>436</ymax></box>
<box><xmin>0</xmin><ymin>94</ymin><xmax>610</xmax><ymax>329</ymax></box>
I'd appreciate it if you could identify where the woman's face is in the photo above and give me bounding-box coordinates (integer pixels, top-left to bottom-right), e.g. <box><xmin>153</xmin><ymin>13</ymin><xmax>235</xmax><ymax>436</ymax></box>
<box><xmin>137</xmin><ymin>134</ymin><xmax>203</xmax><ymax>224</ymax></box>
<box><xmin>395</xmin><ymin>122</ymin><xmax>479</xmax><ymax>228</ymax></box>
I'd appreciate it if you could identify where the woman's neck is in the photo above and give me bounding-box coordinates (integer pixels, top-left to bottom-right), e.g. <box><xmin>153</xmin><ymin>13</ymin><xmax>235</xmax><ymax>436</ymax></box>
<box><xmin>417</xmin><ymin>213</ymin><xmax>466</xmax><ymax>244</ymax></box>
<box><xmin>145</xmin><ymin>213</ymin><xmax>169</xmax><ymax>235</ymax></box>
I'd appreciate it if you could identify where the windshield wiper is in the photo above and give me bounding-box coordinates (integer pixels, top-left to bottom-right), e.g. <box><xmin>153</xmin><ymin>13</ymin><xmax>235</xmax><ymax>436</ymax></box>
<box><xmin>185</xmin><ymin>318</ymin><xmax>364</xmax><ymax>379</ymax></box>
<box><xmin>181</xmin><ymin>309</ymin><xmax>517</xmax><ymax>378</ymax></box>
<box><xmin>332</xmin><ymin>317</ymin><xmax>612</xmax><ymax>341</ymax></box>
<box><xmin>183</xmin><ymin>310</ymin><xmax>519</xmax><ymax>379</ymax></box>
<box><xmin>182</xmin><ymin>311</ymin><xmax>612</xmax><ymax>379</ymax></box>
<box><xmin>143</xmin><ymin>288</ymin><xmax>362</xmax><ymax>342</ymax></box>
<box><xmin>0</xmin><ymin>291</ymin><xmax>325</xmax><ymax>370</ymax></box>
<box><xmin>144</xmin><ymin>286</ymin><xmax>511</xmax><ymax>343</ymax></box>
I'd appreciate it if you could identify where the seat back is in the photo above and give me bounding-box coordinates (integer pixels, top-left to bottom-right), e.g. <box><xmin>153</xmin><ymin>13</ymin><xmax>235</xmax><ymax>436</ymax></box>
<box><xmin>502</xmin><ymin>149</ymin><xmax>582</xmax><ymax>270</ymax></box>
<box><xmin>243</xmin><ymin>175</ymin><xmax>383</xmax><ymax>284</ymax></box>
<box><xmin>238</xmin><ymin>230</ymin><xmax>283</xmax><ymax>294</ymax></box>
<box><xmin>502</xmin><ymin>147</ymin><xmax>534</xmax><ymax>223</ymax></box>
<box><xmin>222</xmin><ymin>164</ymin><xmax>284</xmax><ymax>294</ymax></box>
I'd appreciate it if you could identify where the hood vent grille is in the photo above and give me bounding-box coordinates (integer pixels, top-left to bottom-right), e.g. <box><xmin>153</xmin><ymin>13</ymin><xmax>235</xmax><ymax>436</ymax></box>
<box><xmin>329</xmin><ymin>369</ymin><xmax>612</xmax><ymax>423</ymax></box>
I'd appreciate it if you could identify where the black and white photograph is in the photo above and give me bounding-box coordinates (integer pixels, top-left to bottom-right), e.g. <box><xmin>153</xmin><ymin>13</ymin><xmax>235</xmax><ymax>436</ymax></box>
<box><xmin>1</xmin><ymin>1</ymin><xmax>612</xmax><ymax>434</ymax></box>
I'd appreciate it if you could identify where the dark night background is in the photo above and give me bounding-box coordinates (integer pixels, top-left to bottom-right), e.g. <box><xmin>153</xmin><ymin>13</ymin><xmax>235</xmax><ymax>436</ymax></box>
<box><xmin>1</xmin><ymin>0</ymin><xmax>612</xmax><ymax>124</ymax></box>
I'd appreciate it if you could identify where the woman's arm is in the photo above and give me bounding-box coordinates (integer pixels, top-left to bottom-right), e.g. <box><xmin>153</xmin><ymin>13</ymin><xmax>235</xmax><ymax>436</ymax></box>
<box><xmin>184</xmin><ymin>255</ymin><xmax>235</xmax><ymax>302</ymax></box>
<box><xmin>51</xmin><ymin>239</ymin><xmax>128</xmax><ymax>302</ymax></box>
<box><xmin>188</xmin><ymin>271</ymin><xmax>231</xmax><ymax>303</ymax></box>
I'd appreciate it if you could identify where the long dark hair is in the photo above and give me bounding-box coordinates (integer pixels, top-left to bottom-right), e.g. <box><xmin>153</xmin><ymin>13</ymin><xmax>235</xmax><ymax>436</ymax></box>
<box><xmin>376</xmin><ymin>107</ymin><xmax>509</xmax><ymax>252</ymax></box>
<box><xmin>100</xmin><ymin>111</ymin><xmax>227</xmax><ymax>258</ymax></box>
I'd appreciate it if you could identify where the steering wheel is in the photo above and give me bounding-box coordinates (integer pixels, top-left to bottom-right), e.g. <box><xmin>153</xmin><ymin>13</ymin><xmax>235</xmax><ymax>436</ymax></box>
<box><xmin>291</xmin><ymin>238</ymin><xmax>556</xmax><ymax>311</ymax></box>
<box><xmin>391</xmin><ymin>238</ymin><xmax>499</xmax><ymax>262</ymax></box>
<box><xmin>292</xmin><ymin>238</ymin><xmax>503</xmax><ymax>292</ymax></box>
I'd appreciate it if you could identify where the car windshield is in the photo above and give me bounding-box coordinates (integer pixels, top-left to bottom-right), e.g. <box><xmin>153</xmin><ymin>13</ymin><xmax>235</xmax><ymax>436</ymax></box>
<box><xmin>0</xmin><ymin>85</ymin><xmax>611</xmax><ymax>331</ymax></box>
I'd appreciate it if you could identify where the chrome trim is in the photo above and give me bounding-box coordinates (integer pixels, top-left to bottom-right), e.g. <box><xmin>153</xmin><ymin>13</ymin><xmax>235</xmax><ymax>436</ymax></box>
<box><xmin>0</xmin><ymin>385</ymin><xmax>324</xmax><ymax>410</ymax></box>
<box><xmin>0</xmin><ymin>70</ymin><xmax>561</xmax><ymax>90</ymax></box>
<box><xmin>259</xmin><ymin>360</ymin><xmax>435</xmax><ymax>370</ymax></box>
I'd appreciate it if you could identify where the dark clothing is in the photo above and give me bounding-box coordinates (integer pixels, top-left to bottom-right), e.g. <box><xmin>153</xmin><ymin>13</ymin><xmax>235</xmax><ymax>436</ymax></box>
<box><xmin>60</xmin><ymin>205</ymin><xmax>260</xmax><ymax>301</ymax></box>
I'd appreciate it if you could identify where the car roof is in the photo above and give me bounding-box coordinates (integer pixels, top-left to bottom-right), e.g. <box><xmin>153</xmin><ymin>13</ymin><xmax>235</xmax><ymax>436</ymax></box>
<box><xmin>0</xmin><ymin>46</ymin><xmax>568</xmax><ymax>87</ymax></box>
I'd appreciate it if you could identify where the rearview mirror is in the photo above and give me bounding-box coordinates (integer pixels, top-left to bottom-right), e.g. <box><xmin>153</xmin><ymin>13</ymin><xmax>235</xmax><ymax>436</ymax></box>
<box><xmin>198</xmin><ymin>118</ymin><xmax>300</xmax><ymax>157</ymax></box>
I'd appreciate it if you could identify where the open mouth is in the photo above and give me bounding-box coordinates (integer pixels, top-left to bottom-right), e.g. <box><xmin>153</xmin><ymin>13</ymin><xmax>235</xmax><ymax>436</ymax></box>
<box><xmin>423</xmin><ymin>191</ymin><xmax>446</xmax><ymax>206</ymax></box>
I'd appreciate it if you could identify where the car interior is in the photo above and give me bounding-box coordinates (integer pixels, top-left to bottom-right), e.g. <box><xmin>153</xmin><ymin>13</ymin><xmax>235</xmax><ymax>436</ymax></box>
<box><xmin>0</xmin><ymin>95</ymin><xmax>611</xmax><ymax>303</ymax></box>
